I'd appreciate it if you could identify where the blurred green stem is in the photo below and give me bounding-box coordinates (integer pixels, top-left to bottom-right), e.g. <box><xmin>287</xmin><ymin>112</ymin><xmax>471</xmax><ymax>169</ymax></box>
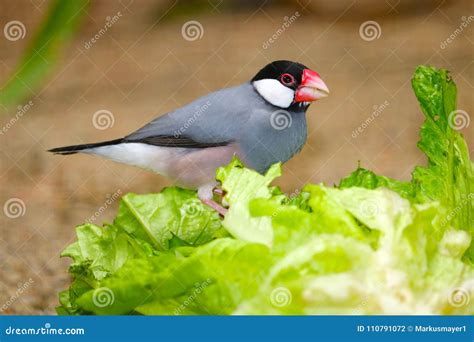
<box><xmin>0</xmin><ymin>0</ymin><xmax>90</xmax><ymax>109</ymax></box>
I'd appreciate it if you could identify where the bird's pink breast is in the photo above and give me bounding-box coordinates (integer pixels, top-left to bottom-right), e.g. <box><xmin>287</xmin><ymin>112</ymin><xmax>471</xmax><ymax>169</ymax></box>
<box><xmin>165</xmin><ymin>144</ymin><xmax>243</xmax><ymax>188</ymax></box>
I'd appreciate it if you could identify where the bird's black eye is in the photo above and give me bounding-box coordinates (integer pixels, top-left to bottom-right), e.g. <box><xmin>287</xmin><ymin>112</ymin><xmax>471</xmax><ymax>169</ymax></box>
<box><xmin>280</xmin><ymin>73</ymin><xmax>296</xmax><ymax>87</ymax></box>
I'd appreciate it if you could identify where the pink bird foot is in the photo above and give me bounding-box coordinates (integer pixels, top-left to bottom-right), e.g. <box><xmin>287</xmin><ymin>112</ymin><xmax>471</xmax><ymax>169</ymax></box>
<box><xmin>201</xmin><ymin>198</ymin><xmax>228</xmax><ymax>216</ymax></box>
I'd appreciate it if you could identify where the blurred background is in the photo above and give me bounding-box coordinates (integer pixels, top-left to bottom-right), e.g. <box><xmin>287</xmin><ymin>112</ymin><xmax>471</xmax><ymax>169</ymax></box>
<box><xmin>0</xmin><ymin>0</ymin><xmax>473</xmax><ymax>314</ymax></box>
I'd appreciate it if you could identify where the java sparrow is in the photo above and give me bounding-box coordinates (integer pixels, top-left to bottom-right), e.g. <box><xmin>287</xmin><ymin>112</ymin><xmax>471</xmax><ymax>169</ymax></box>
<box><xmin>49</xmin><ymin>60</ymin><xmax>329</xmax><ymax>214</ymax></box>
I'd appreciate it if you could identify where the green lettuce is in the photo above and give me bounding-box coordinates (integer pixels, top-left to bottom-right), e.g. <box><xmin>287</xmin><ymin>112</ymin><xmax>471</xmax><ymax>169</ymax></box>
<box><xmin>216</xmin><ymin>157</ymin><xmax>281</xmax><ymax>247</ymax></box>
<box><xmin>58</xmin><ymin>65</ymin><xmax>473</xmax><ymax>315</ymax></box>
<box><xmin>76</xmin><ymin>239</ymin><xmax>271</xmax><ymax>315</ymax></box>
<box><xmin>239</xmin><ymin>187</ymin><xmax>472</xmax><ymax>314</ymax></box>
<box><xmin>339</xmin><ymin>167</ymin><xmax>415</xmax><ymax>200</ymax></box>
<box><xmin>340</xmin><ymin>66</ymin><xmax>473</xmax><ymax>262</ymax></box>
<box><xmin>411</xmin><ymin>67</ymin><xmax>473</xmax><ymax>261</ymax></box>
<box><xmin>114</xmin><ymin>188</ymin><xmax>224</xmax><ymax>250</ymax></box>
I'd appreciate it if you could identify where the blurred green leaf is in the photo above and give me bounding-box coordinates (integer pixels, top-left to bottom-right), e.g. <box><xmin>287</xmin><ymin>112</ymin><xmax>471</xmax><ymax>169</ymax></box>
<box><xmin>0</xmin><ymin>0</ymin><xmax>89</xmax><ymax>108</ymax></box>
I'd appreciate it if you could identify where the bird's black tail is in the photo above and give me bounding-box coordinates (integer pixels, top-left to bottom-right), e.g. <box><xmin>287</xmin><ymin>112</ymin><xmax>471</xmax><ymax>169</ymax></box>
<box><xmin>48</xmin><ymin>138</ymin><xmax>124</xmax><ymax>155</ymax></box>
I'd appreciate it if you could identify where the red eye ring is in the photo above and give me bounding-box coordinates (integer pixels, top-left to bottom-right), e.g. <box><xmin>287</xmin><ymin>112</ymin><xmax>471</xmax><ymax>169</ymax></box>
<box><xmin>280</xmin><ymin>73</ymin><xmax>295</xmax><ymax>86</ymax></box>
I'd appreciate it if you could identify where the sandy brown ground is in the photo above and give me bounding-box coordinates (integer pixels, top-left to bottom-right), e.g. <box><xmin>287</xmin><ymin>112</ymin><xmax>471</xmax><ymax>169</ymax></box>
<box><xmin>0</xmin><ymin>0</ymin><xmax>473</xmax><ymax>314</ymax></box>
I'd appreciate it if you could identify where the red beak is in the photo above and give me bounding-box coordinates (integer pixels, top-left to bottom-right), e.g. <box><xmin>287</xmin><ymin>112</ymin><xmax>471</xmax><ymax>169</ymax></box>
<box><xmin>294</xmin><ymin>69</ymin><xmax>330</xmax><ymax>103</ymax></box>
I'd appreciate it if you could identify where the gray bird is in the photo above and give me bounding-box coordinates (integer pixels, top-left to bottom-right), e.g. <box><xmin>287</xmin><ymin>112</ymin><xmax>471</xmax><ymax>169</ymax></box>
<box><xmin>49</xmin><ymin>60</ymin><xmax>329</xmax><ymax>214</ymax></box>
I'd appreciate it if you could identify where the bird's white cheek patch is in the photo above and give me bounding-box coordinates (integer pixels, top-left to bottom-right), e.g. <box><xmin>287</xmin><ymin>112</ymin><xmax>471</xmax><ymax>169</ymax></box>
<box><xmin>253</xmin><ymin>79</ymin><xmax>294</xmax><ymax>108</ymax></box>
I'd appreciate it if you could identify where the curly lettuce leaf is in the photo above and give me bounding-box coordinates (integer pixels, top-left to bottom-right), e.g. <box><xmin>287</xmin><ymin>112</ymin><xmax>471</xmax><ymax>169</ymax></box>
<box><xmin>57</xmin><ymin>224</ymin><xmax>155</xmax><ymax>315</ymax></box>
<box><xmin>250</xmin><ymin>184</ymin><xmax>377</xmax><ymax>256</ymax></box>
<box><xmin>58</xmin><ymin>187</ymin><xmax>224</xmax><ymax>314</ymax></box>
<box><xmin>411</xmin><ymin>66</ymin><xmax>474</xmax><ymax>262</ymax></box>
<box><xmin>114</xmin><ymin>187</ymin><xmax>223</xmax><ymax>250</ymax></box>
<box><xmin>216</xmin><ymin>157</ymin><xmax>281</xmax><ymax>246</ymax></box>
<box><xmin>339</xmin><ymin>167</ymin><xmax>415</xmax><ymax>199</ymax></box>
<box><xmin>340</xmin><ymin>66</ymin><xmax>473</xmax><ymax>262</ymax></box>
<box><xmin>236</xmin><ymin>235</ymin><xmax>373</xmax><ymax>315</ymax></box>
<box><xmin>75</xmin><ymin>239</ymin><xmax>271</xmax><ymax>315</ymax></box>
<box><xmin>238</xmin><ymin>187</ymin><xmax>472</xmax><ymax>314</ymax></box>
<box><xmin>61</xmin><ymin>224</ymin><xmax>153</xmax><ymax>280</ymax></box>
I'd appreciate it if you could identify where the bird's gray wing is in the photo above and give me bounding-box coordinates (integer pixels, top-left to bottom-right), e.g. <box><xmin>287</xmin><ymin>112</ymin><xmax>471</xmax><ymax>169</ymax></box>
<box><xmin>125</xmin><ymin>135</ymin><xmax>229</xmax><ymax>148</ymax></box>
<box><xmin>125</xmin><ymin>83</ymin><xmax>261</xmax><ymax>147</ymax></box>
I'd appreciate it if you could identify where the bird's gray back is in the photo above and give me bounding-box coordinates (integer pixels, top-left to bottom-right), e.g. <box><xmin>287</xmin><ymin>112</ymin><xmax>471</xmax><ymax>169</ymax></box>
<box><xmin>126</xmin><ymin>83</ymin><xmax>259</xmax><ymax>143</ymax></box>
<box><xmin>126</xmin><ymin>82</ymin><xmax>308</xmax><ymax>173</ymax></box>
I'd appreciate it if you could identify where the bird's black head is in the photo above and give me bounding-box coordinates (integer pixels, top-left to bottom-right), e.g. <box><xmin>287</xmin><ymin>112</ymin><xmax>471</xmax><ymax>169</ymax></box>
<box><xmin>252</xmin><ymin>60</ymin><xmax>308</xmax><ymax>90</ymax></box>
<box><xmin>251</xmin><ymin>60</ymin><xmax>329</xmax><ymax>109</ymax></box>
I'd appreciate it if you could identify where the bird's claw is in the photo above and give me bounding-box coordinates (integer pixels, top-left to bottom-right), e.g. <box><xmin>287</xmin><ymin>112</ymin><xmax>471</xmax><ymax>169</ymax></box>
<box><xmin>212</xmin><ymin>187</ymin><xmax>225</xmax><ymax>197</ymax></box>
